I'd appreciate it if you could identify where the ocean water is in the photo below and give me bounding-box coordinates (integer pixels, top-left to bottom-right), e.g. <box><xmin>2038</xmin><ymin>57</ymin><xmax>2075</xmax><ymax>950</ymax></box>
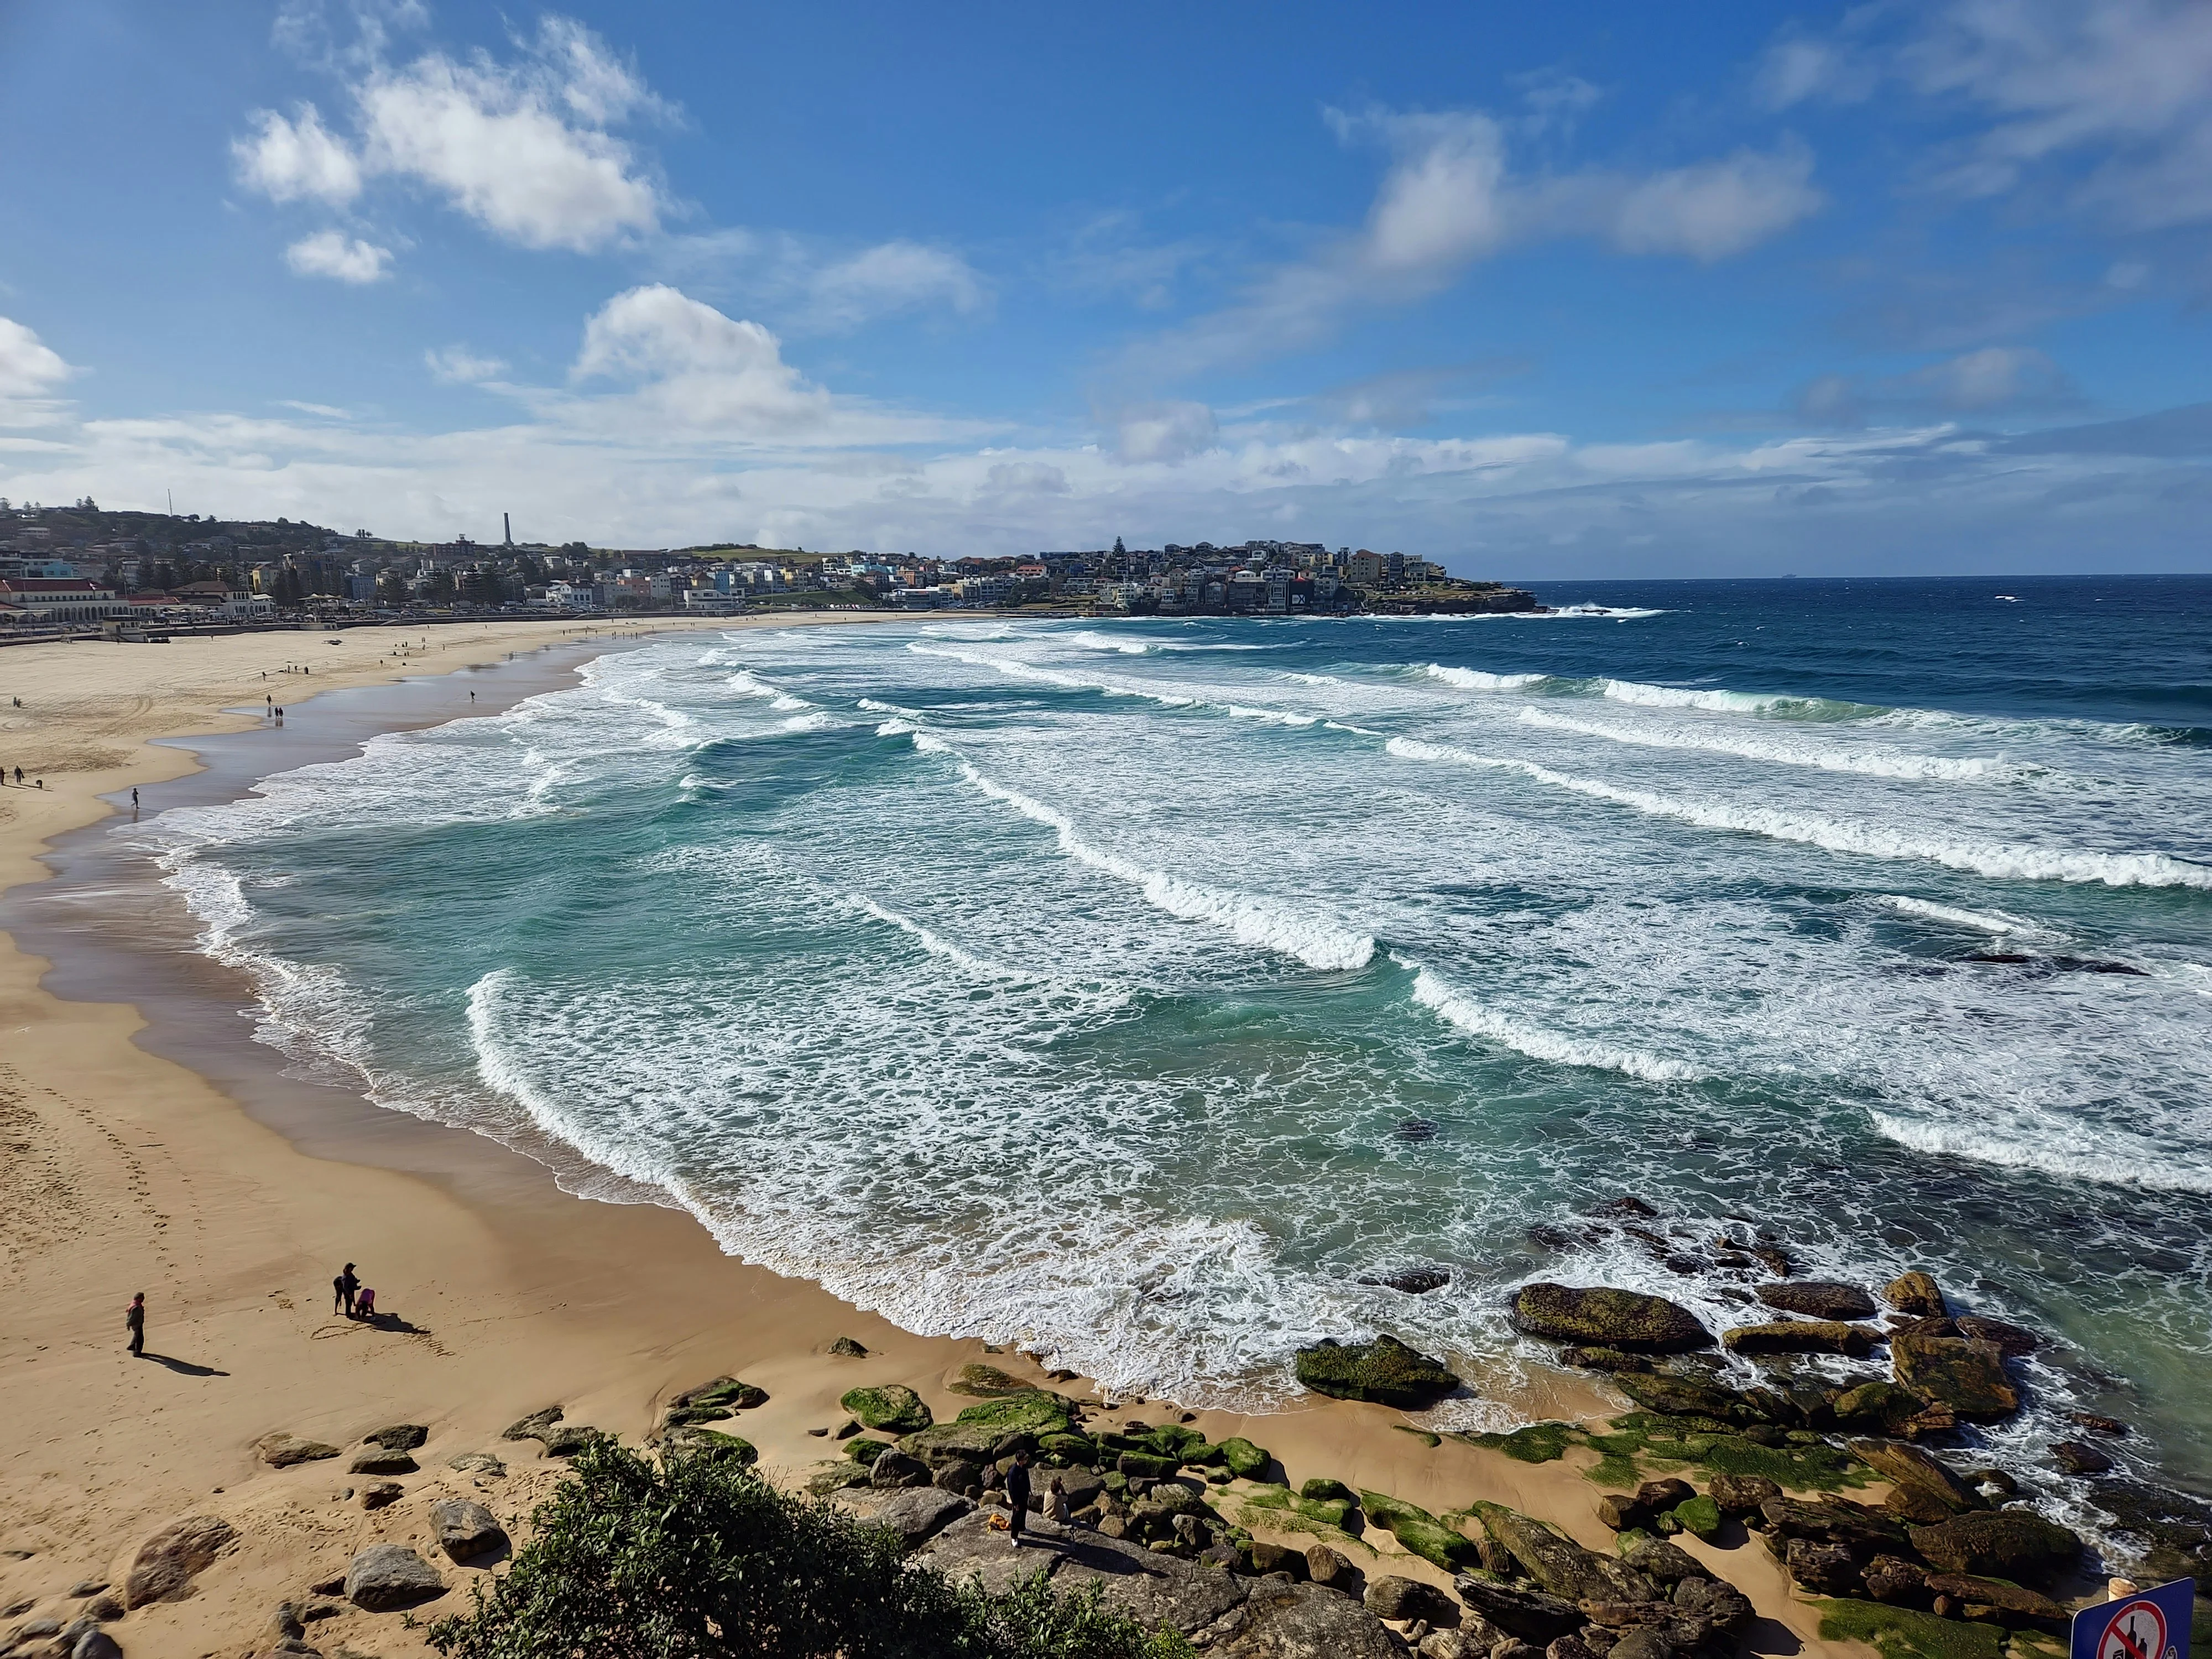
<box><xmin>144</xmin><ymin>576</ymin><xmax>2212</xmax><ymax>1522</ymax></box>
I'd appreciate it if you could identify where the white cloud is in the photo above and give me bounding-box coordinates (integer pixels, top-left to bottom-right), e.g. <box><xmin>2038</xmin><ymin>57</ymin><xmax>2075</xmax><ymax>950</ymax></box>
<box><xmin>425</xmin><ymin>345</ymin><xmax>509</xmax><ymax>384</ymax></box>
<box><xmin>1134</xmin><ymin>107</ymin><xmax>1822</xmax><ymax>377</ymax></box>
<box><xmin>1763</xmin><ymin>0</ymin><xmax>2212</xmax><ymax>231</ymax></box>
<box><xmin>236</xmin><ymin>14</ymin><xmax>668</xmax><ymax>257</ymax></box>
<box><xmin>571</xmin><ymin>284</ymin><xmax>833</xmax><ymax>435</ymax></box>
<box><xmin>1796</xmin><ymin>346</ymin><xmax>2079</xmax><ymax>426</ymax></box>
<box><xmin>1113</xmin><ymin>401</ymin><xmax>1220</xmax><ymax>464</ymax></box>
<box><xmin>801</xmin><ymin>241</ymin><xmax>988</xmax><ymax>332</ymax></box>
<box><xmin>233</xmin><ymin>104</ymin><xmax>363</xmax><ymax>205</ymax></box>
<box><xmin>983</xmin><ymin>460</ymin><xmax>1071</xmax><ymax>495</ymax></box>
<box><xmin>0</xmin><ymin>316</ymin><xmax>76</xmax><ymax>427</ymax></box>
<box><xmin>284</xmin><ymin>230</ymin><xmax>393</xmax><ymax>283</ymax></box>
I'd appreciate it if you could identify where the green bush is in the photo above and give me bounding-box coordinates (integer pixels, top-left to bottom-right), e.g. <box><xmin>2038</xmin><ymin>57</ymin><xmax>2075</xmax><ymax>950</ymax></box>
<box><xmin>429</xmin><ymin>1439</ymin><xmax>1192</xmax><ymax>1659</ymax></box>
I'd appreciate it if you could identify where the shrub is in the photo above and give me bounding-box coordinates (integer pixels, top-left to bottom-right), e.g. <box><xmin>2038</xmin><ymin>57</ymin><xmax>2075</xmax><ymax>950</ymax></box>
<box><xmin>429</xmin><ymin>1439</ymin><xmax>1192</xmax><ymax>1659</ymax></box>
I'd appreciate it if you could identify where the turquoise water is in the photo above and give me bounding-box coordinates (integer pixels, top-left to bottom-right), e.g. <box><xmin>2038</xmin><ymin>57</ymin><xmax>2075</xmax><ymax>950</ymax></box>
<box><xmin>146</xmin><ymin>576</ymin><xmax>2212</xmax><ymax>1522</ymax></box>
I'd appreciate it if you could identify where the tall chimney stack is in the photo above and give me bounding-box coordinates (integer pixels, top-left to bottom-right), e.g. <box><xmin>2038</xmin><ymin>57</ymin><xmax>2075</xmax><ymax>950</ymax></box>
<box><xmin>503</xmin><ymin>512</ymin><xmax>513</xmax><ymax>547</ymax></box>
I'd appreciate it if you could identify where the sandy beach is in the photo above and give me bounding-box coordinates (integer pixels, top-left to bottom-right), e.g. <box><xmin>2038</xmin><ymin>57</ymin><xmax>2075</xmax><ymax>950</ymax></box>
<box><xmin>0</xmin><ymin>618</ymin><xmax>1855</xmax><ymax>1659</ymax></box>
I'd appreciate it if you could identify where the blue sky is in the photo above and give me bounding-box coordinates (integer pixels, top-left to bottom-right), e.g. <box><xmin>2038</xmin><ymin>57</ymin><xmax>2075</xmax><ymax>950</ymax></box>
<box><xmin>1</xmin><ymin>0</ymin><xmax>2208</xmax><ymax>574</ymax></box>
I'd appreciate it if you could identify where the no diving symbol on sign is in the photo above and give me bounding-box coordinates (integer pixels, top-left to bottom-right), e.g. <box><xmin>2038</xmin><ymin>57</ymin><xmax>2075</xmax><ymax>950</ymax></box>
<box><xmin>2072</xmin><ymin>1580</ymin><xmax>2194</xmax><ymax>1659</ymax></box>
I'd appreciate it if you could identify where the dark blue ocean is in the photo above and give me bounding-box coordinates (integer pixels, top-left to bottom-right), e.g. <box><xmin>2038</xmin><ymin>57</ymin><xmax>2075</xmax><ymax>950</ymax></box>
<box><xmin>141</xmin><ymin>573</ymin><xmax>2212</xmax><ymax>1532</ymax></box>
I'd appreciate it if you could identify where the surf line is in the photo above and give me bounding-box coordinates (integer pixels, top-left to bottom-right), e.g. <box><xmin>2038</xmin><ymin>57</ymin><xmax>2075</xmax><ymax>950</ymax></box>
<box><xmin>902</xmin><ymin>731</ymin><xmax>1375</xmax><ymax>973</ymax></box>
<box><xmin>1385</xmin><ymin>736</ymin><xmax>2212</xmax><ymax>890</ymax></box>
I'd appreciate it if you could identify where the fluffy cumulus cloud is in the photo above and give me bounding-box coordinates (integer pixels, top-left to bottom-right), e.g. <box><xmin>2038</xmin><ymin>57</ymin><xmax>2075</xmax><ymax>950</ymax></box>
<box><xmin>1763</xmin><ymin>0</ymin><xmax>2212</xmax><ymax>231</ymax></box>
<box><xmin>233</xmin><ymin>104</ymin><xmax>363</xmax><ymax>205</ymax></box>
<box><xmin>234</xmin><ymin>14</ymin><xmax>667</xmax><ymax>272</ymax></box>
<box><xmin>570</xmin><ymin>284</ymin><xmax>836</xmax><ymax>436</ymax></box>
<box><xmin>0</xmin><ymin>316</ymin><xmax>76</xmax><ymax>426</ymax></box>
<box><xmin>1134</xmin><ymin>106</ymin><xmax>1822</xmax><ymax>377</ymax></box>
<box><xmin>284</xmin><ymin>229</ymin><xmax>393</xmax><ymax>283</ymax></box>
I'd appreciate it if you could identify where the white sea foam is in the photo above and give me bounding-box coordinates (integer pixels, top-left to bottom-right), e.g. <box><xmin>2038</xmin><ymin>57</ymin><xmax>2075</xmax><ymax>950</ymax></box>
<box><xmin>911</xmin><ymin>733</ymin><xmax>1375</xmax><ymax>972</ymax></box>
<box><xmin>1601</xmin><ymin>678</ymin><xmax>1808</xmax><ymax>713</ymax></box>
<box><xmin>1424</xmin><ymin>664</ymin><xmax>1550</xmax><ymax>692</ymax></box>
<box><xmin>1385</xmin><ymin>736</ymin><xmax>2212</xmax><ymax>889</ymax></box>
<box><xmin>726</xmin><ymin>667</ymin><xmax>812</xmax><ymax>711</ymax></box>
<box><xmin>842</xmin><ymin>894</ymin><xmax>1009</xmax><ymax>978</ymax></box>
<box><xmin>1407</xmin><ymin>962</ymin><xmax>1709</xmax><ymax>1081</ymax></box>
<box><xmin>1520</xmin><ymin>706</ymin><xmax>2027</xmax><ymax>782</ymax></box>
<box><xmin>1868</xmin><ymin>1109</ymin><xmax>2212</xmax><ymax>1194</ymax></box>
<box><xmin>1877</xmin><ymin>895</ymin><xmax>2044</xmax><ymax>935</ymax></box>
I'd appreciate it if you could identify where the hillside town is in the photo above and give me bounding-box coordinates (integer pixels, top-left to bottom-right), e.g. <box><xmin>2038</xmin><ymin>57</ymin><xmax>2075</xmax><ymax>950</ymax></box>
<box><xmin>0</xmin><ymin>500</ymin><xmax>1538</xmax><ymax>639</ymax></box>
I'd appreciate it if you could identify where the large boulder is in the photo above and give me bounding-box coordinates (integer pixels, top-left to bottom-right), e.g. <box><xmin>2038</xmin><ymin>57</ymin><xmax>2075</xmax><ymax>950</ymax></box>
<box><xmin>1510</xmin><ymin>1286</ymin><xmax>1712</xmax><ymax>1353</ymax></box>
<box><xmin>430</xmin><ymin>1499</ymin><xmax>507</xmax><ymax>1562</ymax></box>
<box><xmin>123</xmin><ymin>1515</ymin><xmax>237</xmax><ymax>1608</ymax></box>
<box><xmin>1707</xmin><ymin>1474</ymin><xmax>1781</xmax><ymax>1515</ymax></box>
<box><xmin>830</xmin><ymin>1485</ymin><xmax>974</xmax><ymax>1548</ymax></box>
<box><xmin>1829</xmin><ymin>1381</ymin><xmax>1934</xmax><ymax>1434</ymax></box>
<box><xmin>1892</xmin><ymin>1330</ymin><xmax>2018</xmax><ymax>1420</ymax></box>
<box><xmin>363</xmin><ymin>1423</ymin><xmax>429</xmax><ymax>1451</ymax></box>
<box><xmin>1294</xmin><ymin>1335</ymin><xmax>1458</xmax><ymax>1408</ymax></box>
<box><xmin>1723</xmin><ymin>1321</ymin><xmax>1877</xmax><ymax>1358</ymax></box>
<box><xmin>500</xmin><ymin>1406</ymin><xmax>561</xmax><ymax>1441</ymax></box>
<box><xmin>1366</xmin><ymin>1575</ymin><xmax>1460</xmax><ymax>1626</ymax></box>
<box><xmin>1907</xmin><ymin>1512</ymin><xmax>2080</xmax><ymax>1584</ymax></box>
<box><xmin>1759</xmin><ymin>1498</ymin><xmax>1910</xmax><ymax>1558</ymax></box>
<box><xmin>1219</xmin><ymin>1437</ymin><xmax>1272</xmax><ymax>1479</ymax></box>
<box><xmin>1783</xmin><ymin>1539</ymin><xmax>1863</xmax><ymax>1596</ymax></box>
<box><xmin>1217</xmin><ymin>1580</ymin><xmax>1404</xmax><ymax>1657</ymax></box>
<box><xmin>947</xmin><ymin>1364</ymin><xmax>1031</xmax><ymax>1397</ymax></box>
<box><xmin>1610</xmin><ymin>1372</ymin><xmax>1761</xmax><ymax>1423</ymax></box>
<box><xmin>669</xmin><ymin>1376</ymin><xmax>769</xmax><ymax>1414</ymax></box>
<box><xmin>1884</xmin><ymin>1272</ymin><xmax>1948</xmax><ymax>1317</ymax></box>
<box><xmin>1924</xmin><ymin>1575</ymin><xmax>2068</xmax><ymax>1623</ymax></box>
<box><xmin>839</xmin><ymin>1385</ymin><xmax>932</xmax><ymax>1434</ymax></box>
<box><xmin>344</xmin><ymin>1543</ymin><xmax>445</xmax><ymax>1611</ymax></box>
<box><xmin>1954</xmin><ymin>1316</ymin><xmax>2038</xmax><ymax>1357</ymax></box>
<box><xmin>915</xmin><ymin>1509</ymin><xmax>1246</xmax><ymax>1635</ymax></box>
<box><xmin>1361</xmin><ymin>1491</ymin><xmax>1481</xmax><ymax>1572</ymax></box>
<box><xmin>1850</xmin><ymin>1441</ymin><xmax>1984</xmax><ymax>1521</ymax></box>
<box><xmin>1447</xmin><ymin>1577</ymin><xmax>1584</xmax><ymax>1642</ymax></box>
<box><xmin>348</xmin><ymin>1446</ymin><xmax>419</xmax><ymax>1475</ymax></box>
<box><xmin>869</xmin><ymin>1451</ymin><xmax>934</xmax><ymax>1489</ymax></box>
<box><xmin>1757</xmin><ymin>1281</ymin><xmax>1877</xmax><ymax>1321</ymax></box>
<box><xmin>254</xmin><ymin>1433</ymin><xmax>339</xmax><ymax>1468</ymax></box>
<box><xmin>1467</xmin><ymin>1503</ymin><xmax>1660</xmax><ymax>1603</ymax></box>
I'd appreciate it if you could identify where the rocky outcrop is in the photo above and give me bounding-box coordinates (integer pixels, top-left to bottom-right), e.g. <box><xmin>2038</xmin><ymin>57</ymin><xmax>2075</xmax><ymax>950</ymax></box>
<box><xmin>2049</xmin><ymin>1441</ymin><xmax>2113</xmax><ymax>1476</ymax></box>
<box><xmin>1891</xmin><ymin>1330</ymin><xmax>2018</xmax><ymax>1420</ymax></box>
<box><xmin>1924</xmin><ymin>1575</ymin><xmax>2067</xmax><ymax>1623</ymax></box>
<box><xmin>1293</xmin><ymin>1335</ymin><xmax>1458</xmax><ymax>1408</ymax></box>
<box><xmin>1907</xmin><ymin>1512</ymin><xmax>2079</xmax><ymax>1583</ymax></box>
<box><xmin>1510</xmin><ymin>1285</ymin><xmax>1712</xmax><ymax>1353</ymax></box>
<box><xmin>1362</xmin><ymin>1491</ymin><xmax>1480</xmax><ymax>1572</ymax></box>
<box><xmin>1447</xmin><ymin>1578</ymin><xmax>1590</xmax><ymax>1642</ymax></box>
<box><xmin>1215</xmin><ymin>1580</ymin><xmax>1404</xmax><ymax>1657</ymax></box>
<box><xmin>430</xmin><ymin>1499</ymin><xmax>507</xmax><ymax>1562</ymax></box>
<box><xmin>363</xmin><ymin>1423</ymin><xmax>428</xmax><ymax>1451</ymax></box>
<box><xmin>1760</xmin><ymin>1496</ymin><xmax>1910</xmax><ymax>1560</ymax></box>
<box><xmin>1723</xmin><ymin>1320</ymin><xmax>1877</xmax><ymax>1358</ymax></box>
<box><xmin>1883</xmin><ymin>1272</ymin><xmax>1948</xmax><ymax>1317</ymax></box>
<box><xmin>830</xmin><ymin>1485</ymin><xmax>973</xmax><ymax>1548</ymax></box>
<box><xmin>1954</xmin><ymin>1316</ymin><xmax>2037</xmax><ymax>1357</ymax></box>
<box><xmin>344</xmin><ymin>1543</ymin><xmax>445</xmax><ymax>1612</ymax></box>
<box><xmin>1828</xmin><ymin>1381</ymin><xmax>1937</xmax><ymax>1435</ymax></box>
<box><xmin>447</xmin><ymin>1452</ymin><xmax>505</xmax><ymax>1477</ymax></box>
<box><xmin>1707</xmin><ymin>1474</ymin><xmax>1781</xmax><ymax>1516</ymax></box>
<box><xmin>124</xmin><ymin>1515</ymin><xmax>237</xmax><ymax>1608</ymax></box>
<box><xmin>868</xmin><ymin>1450</ymin><xmax>933</xmax><ymax>1489</ymax></box>
<box><xmin>1850</xmin><ymin>1441</ymin><xmax>1984</xmax><ymax>1522</ymax></box>
<box><xmin>539</xmin><ymin>1425</ymin><xmax>606</xmax><ymax>1457</ymax></box>
<box><xmin>1303</xmin><ymin>1545</ymin><xmax>1361</xmax><ymax>1594</ymax></box>
<box><xmin>254</xmin><ymin>1433</ymin><xmax>340</xmax><ymax>1468</ymax></box>
<box><xmin>828</xmin><ymin>1335</ymin><xmax>869</xmax><ymax>1357</ymax></box>
<box><xmin>1366</xmin><ymin>1575</ymin><xmax>1460</xmax><ymax>1626</ymax></box>
<box><xmin>1756</xmin><ymin>1281</ymin><xmax>1878</xmax><ymax>1321</ymax></box>
<box><xmin>947</xmin><ymin>1364</ymin><xmax>1030</xmax><ymax>1397</ymax></box>
<box><xmin>839</xmin><ymin>1385</ymin><xmax>932</xmax><ymax>1434</ymax></box>
<box><xmin>1609</xmin><ymin>1372</ymin><xmax>1760</xmax><ymax>1424</ymax></box>
<box><xmin>1468</xmin><ymin>1503</ymin><xmax>1659</xmax><ymax>1603</ymax></box>
<box><xmin>916</xmin><ymin>1510</ymin><xmax>1247</xmax><ymax>1635</ymax></box>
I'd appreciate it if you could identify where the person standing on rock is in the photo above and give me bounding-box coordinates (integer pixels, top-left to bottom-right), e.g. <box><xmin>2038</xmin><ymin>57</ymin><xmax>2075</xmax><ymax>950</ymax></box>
<box><xmin>333</xmin><ymin>1262</ymin><xmax>359</xmax><ymax>1317</ymax></box>
<box><xmin>126</xmin><ymin>1292</ymin><xmax>145</xmax><ymax>1357</ymax></box>
<box><xmin>1003</xmin><ymin>1449</ymin><xmax>1034</xmax><ymax>1548</ymax></box>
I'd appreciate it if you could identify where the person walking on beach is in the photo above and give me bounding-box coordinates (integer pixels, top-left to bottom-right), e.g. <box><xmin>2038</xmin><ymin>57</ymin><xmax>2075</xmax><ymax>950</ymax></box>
<box><xmin>126</xmin><ymin>1292</ymin><xmax>145</xmax><ymax>1357</ymax></box>
<box><xmin>333</xmin><ymin>1262</ymin><xmax>358</xmax><ymax>1317</ymax></box>
<box><xmin>1003</xmin><ymin>1449</ymin><xmax>1034</xmax><ymax>1548</ymax></box>
<box><xmin>131</xmin><ymin>787</ymin><xmax>139</xmax><ymax>811</ymax></box>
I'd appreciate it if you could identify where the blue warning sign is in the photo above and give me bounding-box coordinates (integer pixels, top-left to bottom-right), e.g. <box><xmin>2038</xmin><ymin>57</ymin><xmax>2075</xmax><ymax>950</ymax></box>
<box><xmin>2072</xmin><ymin>1580</ymin><xmax>2195</xmax><ymax>1659</ymax></box>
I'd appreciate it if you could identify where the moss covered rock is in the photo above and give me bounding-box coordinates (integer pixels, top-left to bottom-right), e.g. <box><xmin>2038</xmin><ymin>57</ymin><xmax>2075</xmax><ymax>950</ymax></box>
<box><xmin>1817</xmin><ymin>1598</ymin><xmax>2002</xmax><ymax>1659</ymax></box>
<box><xmin>1892</xmin><ymin>1332</ymin><xmax>2018</xmax><ymax>1421</ymax></box>
<box><xmin>945</xmin><ymin>1364</ymin><xmax>1029</xmax><ymax>1397</ymax></box>
<box><xmin>1671</xmin><ymin>1495</ymin><xmax>1723</xmax><ymax>1542</ymax></box>
<box><xmin>1293</xmin><ymin>1334</ymin><xmax>1458</xmax><ymax>1407</ymax></box>
<box><xmin>1612</xmin><ymin>1371</ymin><xmax>1764</xmax><ymax>1424</ymax></box>
<box><xmin>1301</xmin><ymin>1478</ymin><xmax>1355</xmax><ymax>1504</ymax></box>
<box><xmin>838</xmin><ymin>1385</ymin><xmax>933</xmax><ymax>1435</ymax></box>
<box><xmin>1218</xmin><ymin>1437</ymin><xmax>1271</xmax><ymax>1479</ymax></box>
<box><xmin>662</xmin><ymin>1426</ymin><xmax>757</xmax><ymax>1464</ymax></box>
<box><xmin>1907</xmin><ymin>1512</ymin><xmax>2079</xmax><ymax>1583</ymax></box>
<box><xmin>1883</xmin><ymin>1274</ymin><xmax>1949</xmax><ymax>1318</ymax></box>
<box><xmin>950</xmin><ymin>1390</ymin><xmax>1076</xmax><ymax>1436</ymax></box>
<box><xmin>1830</xmin><ymin>1381</ymin><xmax>1934</xmax><ymax>1433</ymax></box>
<box><xmin>1360</xmin><ymin>1490</ymin><xmax>1480</xmax><ymax>1572</ymax></box>
<box><xmin>1511</xmin><ymin>1284</ymin><xmax>1714</xmax><ymax>1353</ymax></box>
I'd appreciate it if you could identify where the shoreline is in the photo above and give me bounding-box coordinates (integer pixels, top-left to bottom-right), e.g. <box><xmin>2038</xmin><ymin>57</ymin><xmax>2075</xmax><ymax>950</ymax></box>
<box><xmin>0</xmin><ymin>614</ymin><xmax>2000</xmax><ymax>1659</ymax></box>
